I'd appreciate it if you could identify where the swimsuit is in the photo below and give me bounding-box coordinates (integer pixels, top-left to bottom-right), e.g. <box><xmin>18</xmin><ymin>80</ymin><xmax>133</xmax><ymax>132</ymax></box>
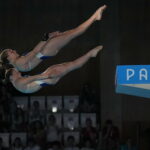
<box><xmin>34</xmin><ymin>80</ymin><xmax>50</xmax><ymax>87</ymax></box>
<box><xmin>36</xmin><ymin>52</ymin><xmax>52</xmax><ymax>60</ymax></box>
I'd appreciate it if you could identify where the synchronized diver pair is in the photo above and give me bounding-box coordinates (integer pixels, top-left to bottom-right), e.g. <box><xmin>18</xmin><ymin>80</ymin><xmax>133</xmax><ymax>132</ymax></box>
<box><xmin>0</xmin><ymin>5</ymin><xmax>107</xmax><ymax>93</ymax></box>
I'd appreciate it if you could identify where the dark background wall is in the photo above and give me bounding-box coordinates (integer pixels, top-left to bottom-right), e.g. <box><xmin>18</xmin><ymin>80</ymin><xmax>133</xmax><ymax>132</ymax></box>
<box><xmin>119</xmin><ymin>0</ymin><xmax>150</xmax><ymax>147</ymax></box>
<box><xmin>1</xmin><ymin>0</ymin><xmax>150</xmax><ymax>147</ymax></box>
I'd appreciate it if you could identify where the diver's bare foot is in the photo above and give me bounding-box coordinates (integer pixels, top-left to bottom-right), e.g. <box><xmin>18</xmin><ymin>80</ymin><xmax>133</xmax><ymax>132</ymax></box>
<box><xmin>89</xmin><ymin>45</ymin><xmax>103</xmax><ymax>57</ymax></box>
<box><xmin>95</xmin><ymin>5</ymin><xmax>107</xmax><ymax>21</ymax></box>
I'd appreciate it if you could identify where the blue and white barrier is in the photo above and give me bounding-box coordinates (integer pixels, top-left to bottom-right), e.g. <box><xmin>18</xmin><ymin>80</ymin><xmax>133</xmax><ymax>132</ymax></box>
<box><xmin>116</xmin><ymin>65</ymin><xmax>150</xmax><ymax>98</ymax></box>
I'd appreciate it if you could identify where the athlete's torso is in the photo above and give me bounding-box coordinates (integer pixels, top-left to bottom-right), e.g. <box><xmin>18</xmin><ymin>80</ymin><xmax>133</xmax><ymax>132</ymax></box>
<box><xmin>14</xmin><ymin>55</ymin><xmax>42</xmax><ymax>72</ymax></box>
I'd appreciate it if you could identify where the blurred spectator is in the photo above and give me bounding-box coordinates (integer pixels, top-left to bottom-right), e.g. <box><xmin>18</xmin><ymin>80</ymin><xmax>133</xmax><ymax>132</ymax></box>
<box><xmin>9</xmin><ymin>100</ymin><xmax>17</xmax><ymax>115</ymax></box>
<box><xmin>101</xmin><ymin>120</ymin><xmax>120</xmax><ymax>150</ymax></box>
<box><xmin>79</xmin><ymin>83</ymin><xmax>98</xmax><ymax>113</ymax></box>
<box><xmin>11</xmin><ymin>137</ymin><xmax>24</xmax><ymax>150</ymax></box>
<box><xmin>0</xmin><ymin>105</ymin><xmax>6</xmax><ymax>132</ymax></box>
<box><xmin>0</xmin><ymin>105</ymin><xmax>10</xmax><ymax>132</ymax></box>
<box><xmin>29</xmin><ymin>101</ymin><xmax>44</xmax><ymax>123</ymax></box>
<box><xmin>0</xmin><ymin>86</ymin><xmax>12</xmax><ymax>113</ymax></box>
<box><xmin>45</xmin><ymin>115</ymin><xmax>61</xmax><ymax>146</ymax></box>
<box><xmin>120</xmin><ymin>138</ymin><xmax>137</xmax><ymax>150</ymax></box>
<box><xmin>24</xmin><ymin>138</ymin><xmax>41</xmax><ymax>150</ymax></box>
<box><xmin>64</xmin><ymin>136</ymin><xmax>79</xmax><ymax>150</ymax></box>
<box><xmin>47</xmin><ymin>141</ymin><xmax>62</xmax><ymax>150</ymax></box>
<box><xmin>0</xmin><ymin>86</ymin><xmax>12</xmax><ymax>131</ymax></box>
<box><xmin>81</xmin><ymin>118</ymin><xmax>98</xmax><ymax>147</ymax></box>
<box><xmin>0</xmin><ymin>137</ymin><xmax>8</xmax><ymax>150</ymax></box>
<box><xmin>81</xmin><ymin>138</ymin><xmax>95</xmax><ymax>150</ymax></box>
<box><xmin>0</xmin><ymin>86</ymin><xmax>12</xmax><ymax>103</ymax></box>
<box><xmin>29</xmin><ymin>120</ymin><xmax>45</xmax><ymax>148</ymax></box>
<box><xmin>11</xmin><ymin>107</ymin><xmax>27</xmax><ymax>132</ymax></box>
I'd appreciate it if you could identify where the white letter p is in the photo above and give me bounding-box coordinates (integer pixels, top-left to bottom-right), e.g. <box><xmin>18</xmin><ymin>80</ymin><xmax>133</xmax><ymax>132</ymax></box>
<box><xmin>127</xmin><ymin>69</ymin><xmax>135</xmax><ymax>81</ymax></box>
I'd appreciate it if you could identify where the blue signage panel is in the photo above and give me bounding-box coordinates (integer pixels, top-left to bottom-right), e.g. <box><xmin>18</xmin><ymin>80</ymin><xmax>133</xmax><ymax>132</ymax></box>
<box><xmin>116</xmin><ymin>65</ymin><xmax>150</xmax><ymax>98</ymax></box>
<box><xmin>116</xmin><ymin>65</ymin><xmax>150</xmax><ymax>84</ymax></box>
